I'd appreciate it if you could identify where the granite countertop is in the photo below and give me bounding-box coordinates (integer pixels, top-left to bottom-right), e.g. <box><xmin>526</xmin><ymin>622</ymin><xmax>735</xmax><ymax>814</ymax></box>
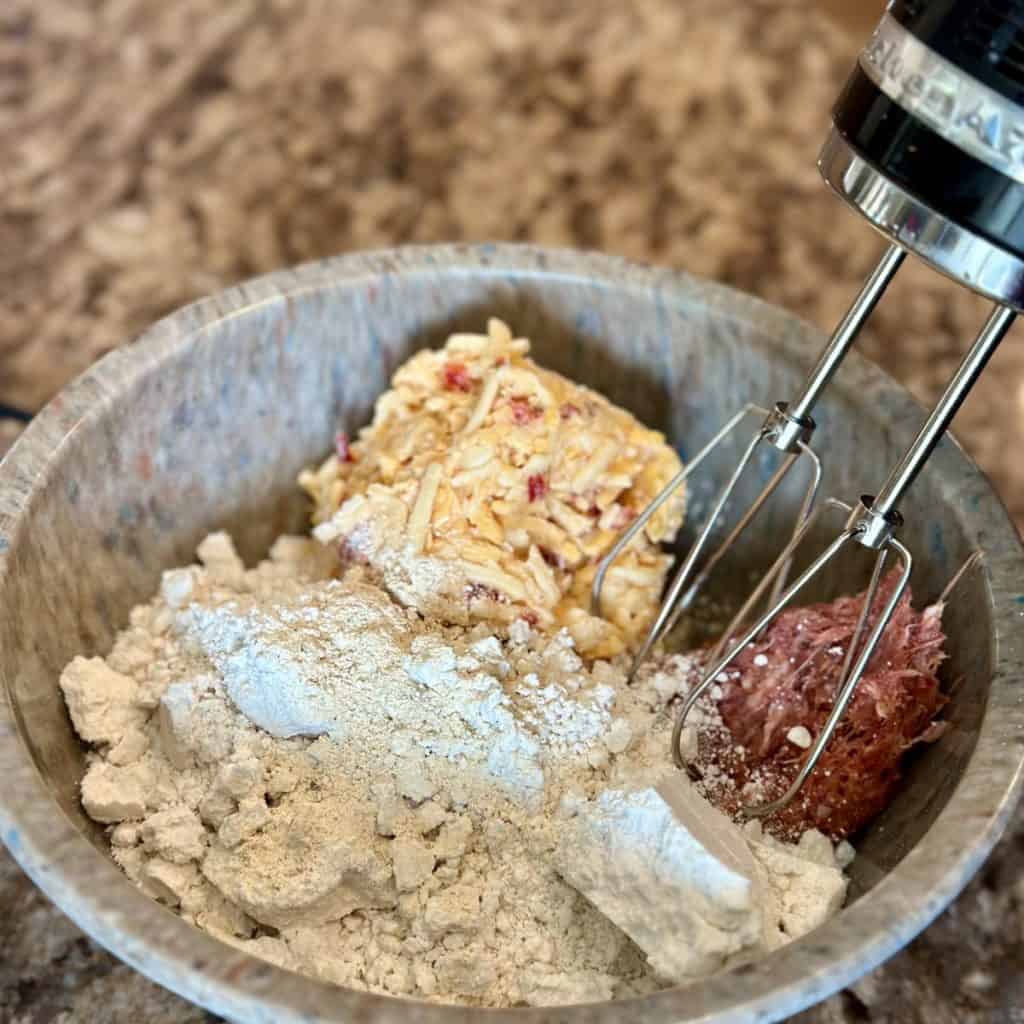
<box><xmin>1</xmin><ymin>1</ymin><xmax>1022</xmax><ymax>1021</ymax></box>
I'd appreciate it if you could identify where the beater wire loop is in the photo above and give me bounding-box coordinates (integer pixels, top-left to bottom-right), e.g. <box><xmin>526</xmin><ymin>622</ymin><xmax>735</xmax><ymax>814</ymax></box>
<box><xmin>741</xmin><ymin>538</ymin><xmax>912</xmax><ymax>818</ymax></box>
<box><xmin>609</xmin><ymin>261</ymin><xmax>1007</xmax><ymax>816</ymax></box>
<box><xmin>670</xmin><ymin>498</ymin><xmax>857</xmax><ymax>770</ymax></box>
<box><xmin>590</xmin><ymin>403</ymin><xmax>766</xmax><ymax>621</ymax></box>
<box><xmin>621</xmin><ymin>427</ymin><xmax>822</xmax><ymax>683</ymax></box>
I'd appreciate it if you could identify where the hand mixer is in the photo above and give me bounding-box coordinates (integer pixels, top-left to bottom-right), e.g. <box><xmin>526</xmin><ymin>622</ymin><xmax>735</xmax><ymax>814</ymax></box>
<box><xmin>594</xmin><ymin>0</ymin><xmax>1024</xmax><ymax>819</ymax></box>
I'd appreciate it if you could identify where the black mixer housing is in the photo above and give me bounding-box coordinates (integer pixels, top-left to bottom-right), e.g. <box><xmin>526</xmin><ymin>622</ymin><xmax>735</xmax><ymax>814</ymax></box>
<box><xmin>831</xmin><ymin>0</ymin><xmax>1024</xmax><ymax>263</ymax></box>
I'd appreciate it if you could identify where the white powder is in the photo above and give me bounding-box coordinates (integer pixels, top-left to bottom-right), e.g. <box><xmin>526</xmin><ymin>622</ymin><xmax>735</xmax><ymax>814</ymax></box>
<box><xmin>554</xmin><ymin>787</ymin><xmax>763</xmax><ymax>983</ymax></box>
<box><xmin>62</xmin><ymin>531</ymin><xmax>851</xmax><ymax>1007</ymax></box>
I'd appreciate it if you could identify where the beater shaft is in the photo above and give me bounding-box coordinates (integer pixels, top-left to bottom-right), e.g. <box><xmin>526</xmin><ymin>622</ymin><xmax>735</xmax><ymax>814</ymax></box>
<box><xmin>868</xmin><ymin>305</ymin><xmax>1017</xmax><ymax>526</ymax></box>
<box><xmin>786</xmin><ymin>244</ymin><xmax>905</xmax><ymax>427</ymax></box>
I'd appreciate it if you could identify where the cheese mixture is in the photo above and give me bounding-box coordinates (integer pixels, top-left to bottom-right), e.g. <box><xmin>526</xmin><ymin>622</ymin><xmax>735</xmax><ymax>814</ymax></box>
<box><xmin>300</xmin><ymin>318</ymin><xmax>685</xmax><ymax>658</ymax></box>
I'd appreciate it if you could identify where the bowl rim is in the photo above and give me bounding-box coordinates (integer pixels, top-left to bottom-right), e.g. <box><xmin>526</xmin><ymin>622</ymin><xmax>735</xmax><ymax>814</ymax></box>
<box><xmin>1</xmin><ymin>242</ymin><xmax>1022</xmax><ymax>1024</ymax></box>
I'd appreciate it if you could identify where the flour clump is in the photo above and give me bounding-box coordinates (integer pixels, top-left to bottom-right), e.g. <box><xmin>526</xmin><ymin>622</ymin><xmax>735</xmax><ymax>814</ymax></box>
<box><xmin>62</xmin><ymin>530</ymin><xmax>850</xmax><ymax>1006</ymax></box>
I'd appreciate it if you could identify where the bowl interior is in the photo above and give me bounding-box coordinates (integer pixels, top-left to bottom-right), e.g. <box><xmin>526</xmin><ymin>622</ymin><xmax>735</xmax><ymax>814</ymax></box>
<box><xmin>0</xmin><ymin>252</ymin><xmax>1000</xmax><ymax>934</ymax></box>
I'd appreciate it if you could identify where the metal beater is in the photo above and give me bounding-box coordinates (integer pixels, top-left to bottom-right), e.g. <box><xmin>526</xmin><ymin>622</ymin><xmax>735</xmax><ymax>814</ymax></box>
<box><xmin>594</xmin><ymin>0</ymin><xmax>1024</xmax><ymax>817</ymax></box>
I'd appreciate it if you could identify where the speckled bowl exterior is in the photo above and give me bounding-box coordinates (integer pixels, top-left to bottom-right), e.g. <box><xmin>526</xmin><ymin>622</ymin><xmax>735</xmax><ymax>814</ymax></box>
<box><xmin>0</xmin><ymin>245</ymin><xmax>1022</xmax><ymax>1023</ymax></box>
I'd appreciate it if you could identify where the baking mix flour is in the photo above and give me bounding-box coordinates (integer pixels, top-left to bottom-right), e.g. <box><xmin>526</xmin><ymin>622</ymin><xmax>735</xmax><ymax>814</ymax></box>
<box><xmin>62</xmin><ymin>530</ymin><xmax>850</xmax><ymax>1007</ymax></box>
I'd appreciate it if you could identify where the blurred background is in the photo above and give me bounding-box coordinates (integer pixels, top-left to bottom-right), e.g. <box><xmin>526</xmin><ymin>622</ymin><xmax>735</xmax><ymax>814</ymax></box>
<box><xmin>1</xmin><ymin>2</ymin><xmax>1021</xmax><ymax>1022</ymax></box>
<box><xmin>4</xmin><ymin>0</ymin><xmax>1017</xmax><ymax>522</ymax></box>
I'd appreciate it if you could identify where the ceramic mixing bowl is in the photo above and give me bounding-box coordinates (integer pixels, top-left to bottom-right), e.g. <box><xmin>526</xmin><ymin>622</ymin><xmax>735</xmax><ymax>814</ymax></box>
<box><xmin>1</xmin><ymin>244</ymin><xmax>1022</xmax><ymax>1023</ymax></box>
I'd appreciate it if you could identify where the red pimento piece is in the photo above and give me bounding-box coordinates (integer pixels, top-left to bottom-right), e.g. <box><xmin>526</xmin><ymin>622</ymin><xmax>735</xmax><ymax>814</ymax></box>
<box><xmin>539</xmin><ymin>546</ymin><xmax>561</xmax><ymax>569</ymax></box>
<box><xmin>559</xmin><ymin>402</ymin><xmax>581</xmax><ymax>419</ymax></box>
<box><xmin>442</xmin><ymin>361</ymin><xmax>473</xmax><ymax>392</ymax></box>
<box><xmin>509</xmin><ymin>397</ymin><xmax>542</xmax><ymax>425</ymax></box>
<box><xmin>334</xmin><ymin>432</ymin><xmax>355</xmax><ymax>463</ymax></box>
<box><xmin>527</xmin><ymin>474</ymin><xmax>547</xmax><ymax>502</ymax></box>
<box><xmin>520</xmin><ymin>609</ymin><xmax>540</xmax><ymax>627</ymax></box>
<box><xmin>337</xmin><ymin>537</ymin><xmax>369</xmax><ymax>565</ymax></box>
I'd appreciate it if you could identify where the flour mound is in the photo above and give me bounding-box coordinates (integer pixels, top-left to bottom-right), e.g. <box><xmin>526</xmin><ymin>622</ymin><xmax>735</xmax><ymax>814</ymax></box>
<box><xmin>62</xmin><ymin>531</ymin><xmax>850</xmax><ymax>1007</ymax></box>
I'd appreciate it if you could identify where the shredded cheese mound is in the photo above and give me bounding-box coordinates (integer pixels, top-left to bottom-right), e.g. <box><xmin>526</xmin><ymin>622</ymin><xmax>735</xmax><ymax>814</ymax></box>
<box><xmin>300</xmin><ymin>319</ymin><xmax>685</xmax><ymax>657</ymax></box>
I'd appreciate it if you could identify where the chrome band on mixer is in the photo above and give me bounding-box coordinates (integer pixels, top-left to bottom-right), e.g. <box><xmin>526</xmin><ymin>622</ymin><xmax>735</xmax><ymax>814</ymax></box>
<box><xmin>859</xmin><ymin>12</ymin><xmax>1024</xmax><ymax>185</ymax></box>
<box><xmin>818</xmin><ymin>130</ymin><xmax>1024</xmax><ymax>312</ymax></box>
